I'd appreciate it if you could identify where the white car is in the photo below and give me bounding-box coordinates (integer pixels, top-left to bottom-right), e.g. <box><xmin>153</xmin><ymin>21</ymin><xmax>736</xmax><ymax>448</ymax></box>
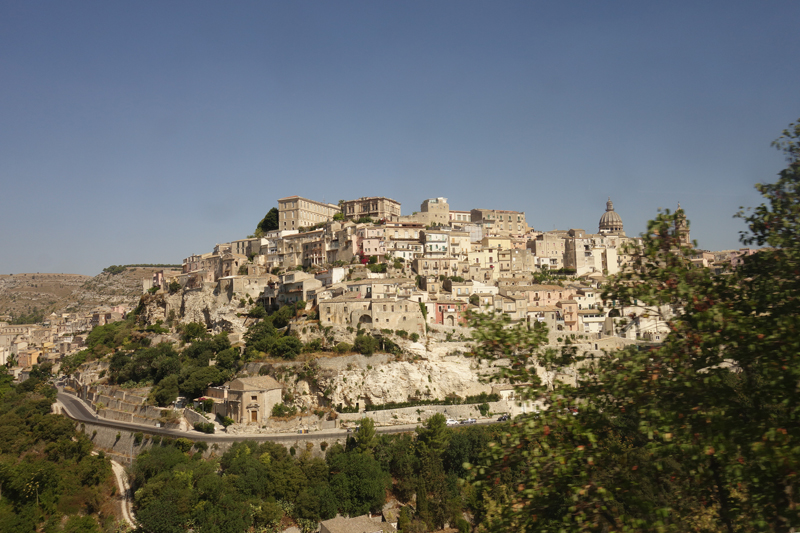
<box><xmin>446</xmin><ymin>418</ymin><xmax>458</xmax><ymax>426</ymax></box>
<box><xmin>460</xmin><ymin>418</ymin><xmax>477</xmax><ymax>425</ymax></box>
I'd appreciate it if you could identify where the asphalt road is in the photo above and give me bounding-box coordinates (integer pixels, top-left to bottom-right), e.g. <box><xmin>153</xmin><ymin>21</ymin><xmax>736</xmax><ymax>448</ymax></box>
<box><xmin>56</xmin><ymin>388</ymin><xmax>498</xmax><ymax>445</ymax></box>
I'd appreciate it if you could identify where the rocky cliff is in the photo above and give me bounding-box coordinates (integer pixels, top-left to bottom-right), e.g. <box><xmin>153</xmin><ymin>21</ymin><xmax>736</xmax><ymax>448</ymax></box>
<box><xmin>137</xmin><ymin>284</ymin><xmax>250</xmax><ymax>333</ymax></box>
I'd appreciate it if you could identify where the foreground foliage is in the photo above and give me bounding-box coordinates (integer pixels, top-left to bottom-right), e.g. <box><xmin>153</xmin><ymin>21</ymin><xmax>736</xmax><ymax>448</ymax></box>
<box><xmin>0</xmin><ymin>369</ymin><xmax>116</xmax><ymax>533</ymax></box>
<box><xmin>130</xmin><ymin>418</ymin><xmax>500</xmax><ymax>533</ymax></box>
<box><xmin>468</xmin><ymin>120</ymin><xmax>800</xmax><ymax>531</ymax></box>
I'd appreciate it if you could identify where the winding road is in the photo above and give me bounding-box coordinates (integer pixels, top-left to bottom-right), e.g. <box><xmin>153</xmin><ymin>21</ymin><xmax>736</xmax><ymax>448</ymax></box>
<box><xmin>56</xmin><ymin>388</ymin><xmax>496</xmax><ymax>446</ymax></box>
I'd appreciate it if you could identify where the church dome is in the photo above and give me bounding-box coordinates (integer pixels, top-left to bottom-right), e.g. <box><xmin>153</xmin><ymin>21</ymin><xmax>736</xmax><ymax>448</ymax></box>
<box><xmin>599</xmin><ymin>198</ymin><xmax>624</xmax><ymax>234</ymax></box>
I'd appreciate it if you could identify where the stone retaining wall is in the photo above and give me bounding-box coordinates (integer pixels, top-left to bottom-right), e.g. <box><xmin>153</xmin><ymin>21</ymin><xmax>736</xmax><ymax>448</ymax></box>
<box><xmin>184</xmin><ymin>407</ymin><xmax>213</xmax><ymax>427</ymax></box>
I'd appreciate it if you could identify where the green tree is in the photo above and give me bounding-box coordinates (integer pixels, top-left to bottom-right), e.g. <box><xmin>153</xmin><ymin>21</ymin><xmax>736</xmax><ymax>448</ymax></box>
<box><xmin>415</xmin><ymin>413</ymin><xmax>450</xmax><ymax>457</ymax></box>
<box><xmin>245</xmin><ymin>319</ymin><xmax>278</xmax><ymax>355</ymax></box>
<box><xmin>271</xmin><ymin>336</ymin><xmax>303</xmax><ymax>360</ymax></box>
<box><xmin>180</xmin><ymin>366</ymin><xmax>223</xmax><ymax>399</ymax></box>
<box><xmin>248</xmin><ymin>305</ymin><xmax>266</xmax><ymax>319</ymax></box>
<box><xmin>328</xmin><ymin>451</ymin><xmax>388</xmax><ymax>516</ymax></box>
<box><xmin>353</xmin><ymin>334</ymin><xmax>378</xmax><ymax>356</ymax></box>
<box><xmin>150</xmin><ymin>374</ymin><xmax>180</xmax><ymax>406</ymax></box>
<box><xmin>469</xmin><ymin>120</ymin><xmax>800</xmax><ymax>532</ymax></box>
<box><xmin>256</xmin><ymin>207</ymin><xmax>280</xmax><ymax>235</ymax></box>
<box><xmin>353</xmin><ymin>417</ymin><xmax>377</xmax><ymax>455</ymax></box>
<box><xmin>181</xmin><ymin>322</ymin><xmax>207</xmax><ymax>343</ymax></box>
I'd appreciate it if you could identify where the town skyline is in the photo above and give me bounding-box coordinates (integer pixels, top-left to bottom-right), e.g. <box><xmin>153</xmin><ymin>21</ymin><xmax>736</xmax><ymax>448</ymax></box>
<box><xmin>1</xmin><ymin>2</ymin><xmax>798</xmax><ymax>275</ymax></box>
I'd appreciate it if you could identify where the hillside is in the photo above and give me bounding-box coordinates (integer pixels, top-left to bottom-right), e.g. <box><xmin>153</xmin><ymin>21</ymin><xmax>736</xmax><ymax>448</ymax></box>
<box><xmin>0</xmin><ymin>267</ymin><xmax>167</xmax><ymax>319</ymax></box>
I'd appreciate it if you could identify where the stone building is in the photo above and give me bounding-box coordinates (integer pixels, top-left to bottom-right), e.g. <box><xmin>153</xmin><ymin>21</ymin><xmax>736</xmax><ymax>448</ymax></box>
<box><xmin>216</xmin><ymin>376</ymin><xmax>283</xmax><ymax>425</ymax></box>
<box><xmin>415</xmin><ymin>197</ymin><xmax>450</xmax><ymax>226</ymax></box>
<box><xmin>318</xmin><ymin>296</ymin><xmax>426</xmax><ymax>332</ymax></box>
<box><xmin>278</xmin><ymin>196</ymin><xmax>340</xmax><ymax>231</ymax></box>
<box><xmin>528</xmin><ymin>231</ymin><xmax>568</xmax><ymax>270</ymax></box>
<box><xmin>341</xmin><ymin>196</ymin><xmax>401</xmax><ymax>221</ymax></box>
<box><xmin>470</xmin><ymin>208</ymin><xmax>528</xmax><ymax>235</ymax></box>
<box><xmin>598</xmin><ymin>198</ymin><xmax>625</xmax><ymax>235</ymax></box>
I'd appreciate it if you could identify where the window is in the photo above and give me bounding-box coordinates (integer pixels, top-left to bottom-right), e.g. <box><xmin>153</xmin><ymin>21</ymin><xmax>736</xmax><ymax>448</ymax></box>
<box><xmin>251</xmin><ymin>395</ymin><xmax>257</xmax><ymax>401</ymax></box>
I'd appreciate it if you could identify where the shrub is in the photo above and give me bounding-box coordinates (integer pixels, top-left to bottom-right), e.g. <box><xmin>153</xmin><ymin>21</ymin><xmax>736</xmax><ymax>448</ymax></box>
<box><xmin>220</xmin><ymin>416</ymin><xmax>235</xmax><ymax>427</ymax></box>
<box><xmin>320</xmin><ymin>441</ymin><xmax>328</xmax><ymax>451</ymax></box>
<box><xmin>200</xmin><ymin>398</ymin><xmax>215</xmax><ymax>413</ymax></box>
<box><xmin>478</xmin><ymin>403</ymin><xmax>490</xmax><ymax>417</ymax></box>
<box><xmin>174</xmin><ymin>438</ymin><xmax>194</xmax><ymax>453</ymax></box>
<box><xmin>395</xmin><ymin>330</ymin><xmax>408</xmax><ymax>338</ymax></box>
<box><xmin>334</xmin><ymin>342</ymin><xmax>352</xmax><ymax>354</ymax></box>
<box><xmin>193</xmin><ymin>422</ymin><xmax>215</xmax><ymax>434</ymax></box>
<box><xmin>303</xmin><ymin>339</ymin><xmax>323</xmax><ymax>353</ymax></box>
<box><xmin>248</xmin><ymin>305</ymin><xmax>266</xmax><ymax>319</ymax></box>
<box><xmin>409</xmin><ymin>332</ymin><xmax>420</xmax><ymax>342</ymax></box>
<box><xmin>194</xmin><ymin>441</ymin><xmax>209</xmax><ymax>453</ymax></box>
<box><xmin>271</xmin><ymin>336</ymin><xmax>303</xmax><ymax>359</ymax></box>
<box><xmin>367</xmin><ymin>262</ymin><xmax>387</xmax><ymax>273</ymax></box>
<box><xmin>354</xmin><ymin>334</ymin><xmax>378</xmax><ymax>356</ymax></box>
<box><xmin>271</xmin><ymin>403</ymin><xmax>298</xmax><ymax>418</ymax></box>
<box><xmin>133</xmin><ymin>432</ymin><xmax>144</xmax><ymax>445</ymax></box>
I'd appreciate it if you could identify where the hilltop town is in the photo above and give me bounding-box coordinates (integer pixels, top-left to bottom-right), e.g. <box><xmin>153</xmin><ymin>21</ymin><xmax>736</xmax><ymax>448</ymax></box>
<box><xmin>1</xmin><ymin>195</ymin><xmax>757</xmax><ymax>398</ymax></box>
<box><xmin>0</xmin><ymin>190</ymin><xmax>787</xmax><ymax>533</ymax></box>
<box><xmin>144</xmin><ymin>194</ymin><xmax>753</xmax><ymax>340</ymax></box>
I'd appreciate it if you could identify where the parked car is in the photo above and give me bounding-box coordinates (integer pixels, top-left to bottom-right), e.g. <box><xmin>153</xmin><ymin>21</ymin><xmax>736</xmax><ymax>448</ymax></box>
<box><xmin>460</xmin><ymin>418</ymin><xmax>477</xmax><ymax>425</ymax></box>
<box><xmin>446</xmin><ymin>419</ymin><xmax>459</xmax><ymax>426</ymax></box>
<box><xmin>497</xmin><ymin>414</ymin><xmax>510</xmax><ymax>422</ymax></box>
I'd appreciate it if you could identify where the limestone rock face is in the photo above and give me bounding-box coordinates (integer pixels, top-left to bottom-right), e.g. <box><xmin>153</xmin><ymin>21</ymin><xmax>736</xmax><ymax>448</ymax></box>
<box><xmin>317</xmin><ymin>342</ymin><xmax>494</xmax><ymax>408</ymax></box>
<box><xmin>139</xmin><ymin>285</ymin><xmax>249</xmax><ymax>334</ymax></box>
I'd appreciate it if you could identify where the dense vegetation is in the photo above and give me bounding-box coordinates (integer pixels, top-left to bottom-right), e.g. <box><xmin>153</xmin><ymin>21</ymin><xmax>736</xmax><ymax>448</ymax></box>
<box><xmin>61</xmin><ymin>314</ymin><xmax>242</xmax><ymax>407</ymax></box>
<box><xmin>9</xmin><ymin>307</ymin><xmax>46</xmax><ymax>324</ymax></box>
<box><xmin>254</xmin><ymin>207</ymin><xmax>279</xmax><ymax>237</ymax></box>
<box><xmin>466</xmin><ymin>120</ymin><xmax>800</xmax><ymax>531</ymax></box>
<box><xmin>102</xmin><ymin>264</ymin><xmax>181</xmax><ymax>275</ymax></box>
<box><xmin>131</xmin><ymin>414</ymin><xmax>501</xmax><ymax>533</ymax></box>
<box><xmin>0</xmin><ymin>367</ymin><xmax>116</xmax><ymax>533</ymax></box>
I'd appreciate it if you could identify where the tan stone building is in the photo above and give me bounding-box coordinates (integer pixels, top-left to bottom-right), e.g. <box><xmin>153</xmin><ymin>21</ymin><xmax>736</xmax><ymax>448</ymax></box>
<box><xmin>318</xmin><ymin>296</ymin><xmax>425</xmax><ymax>332</ymax></box>
<box><xmin>563</xmin><ymin>229</ymin><xmax>621</xmax><ymax>276</ymax></box>
<box><xmin>413</xmin><ymin>256</ymin><xmax>460</xmax><ymax>278</ymax></box>
<box><xmin>470</xmin><ymin>208</ymin><xmax>528</xmax><ymax>235</ymax></box>
<box><xmin>218</xmin><ymin>376</ymin><xmax>283</xmax><ymax>425</ymax></box>
<box><xmin>341</xmin><ymin>196</ymin><xmax>401</xmax><ymax>221</ymax></box>
<box><xmin>278</xmin><ymin>196</ymin><xmax>340</xmax><ymax>231</ymax></box>
<box><xmin>528</xmin><ymin>231</ymin><xmax>568</xmax><ymax>270</ymax></box>
<box><xmin>416</xmin><ymin>197</ymin><xmax>450</xmax><ymax>226</ymax></box>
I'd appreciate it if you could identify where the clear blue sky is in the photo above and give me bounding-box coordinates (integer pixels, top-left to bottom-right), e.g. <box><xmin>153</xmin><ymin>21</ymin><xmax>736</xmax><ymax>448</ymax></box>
<box><xmin>1</xmin><ymin>1</ymin><xmax>798</xmax><ymax>275</ymax></box>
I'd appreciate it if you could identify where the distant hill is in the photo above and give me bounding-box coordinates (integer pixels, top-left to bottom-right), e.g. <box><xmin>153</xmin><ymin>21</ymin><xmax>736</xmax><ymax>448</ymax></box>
<box><xmin>0</xmin><ymin>267</ymin><xmax>170</xmax><ymax>320</ymax></box>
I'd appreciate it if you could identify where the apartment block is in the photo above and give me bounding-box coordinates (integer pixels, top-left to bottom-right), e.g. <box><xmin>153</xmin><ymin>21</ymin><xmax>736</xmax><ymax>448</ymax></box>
<box><xmin>470</xmin><ymin>208</ymin><xmax>528</xmax><ymax>235</ymax></box>
<box><xmin>341</xmin><ymin>196</ymin><xmax>401</xmax><ymax>221</ymax></box>
<box><xmin>278</xmin><ymin>196</ymin><xmax>340</xmax><ymax>231</ymax></box>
